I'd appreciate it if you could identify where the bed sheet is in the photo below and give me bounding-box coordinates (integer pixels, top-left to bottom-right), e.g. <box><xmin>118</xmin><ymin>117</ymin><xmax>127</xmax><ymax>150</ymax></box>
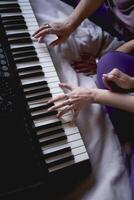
<box><xmin>30</xmin><ymin>0</ymin><xmax>132</xmax><ymax>199</ymax></box>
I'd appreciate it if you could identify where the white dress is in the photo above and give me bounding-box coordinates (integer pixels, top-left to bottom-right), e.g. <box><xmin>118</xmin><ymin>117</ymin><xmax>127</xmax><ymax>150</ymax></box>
<box><xmin>30</xmin><ymin>0</ymin><xmax>132</xmax><ymax>199</ymax></box>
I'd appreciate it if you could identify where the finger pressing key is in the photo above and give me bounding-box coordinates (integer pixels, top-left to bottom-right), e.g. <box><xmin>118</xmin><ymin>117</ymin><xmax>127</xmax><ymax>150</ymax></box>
<box><xmin>48</xmin><ymin>99</ymin><xmax>73</xmax><ymax>112</ymax></box>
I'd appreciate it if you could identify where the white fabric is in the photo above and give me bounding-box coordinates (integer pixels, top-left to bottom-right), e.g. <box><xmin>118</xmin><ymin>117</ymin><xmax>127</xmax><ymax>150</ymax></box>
<box><xmin>30</xmin><ymin>0</ymin><xmax>132</xmax><ymax>199</ymax></box>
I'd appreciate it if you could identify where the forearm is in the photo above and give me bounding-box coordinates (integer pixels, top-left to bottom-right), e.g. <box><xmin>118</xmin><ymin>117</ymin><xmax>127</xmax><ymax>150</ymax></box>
<box><xmin>116</xmin><ymin>39</ymin><xmax>134</xmax><ymax>55</ymax></box>
<box><xmin>66</xmin><ymin>0</ymin><xmax>104</xmax><ymax>32</ymax></box>
<box><xmin>92</xmin><ymin>88</ymin><xmax>134</xmax><ymax>112</ymax></box>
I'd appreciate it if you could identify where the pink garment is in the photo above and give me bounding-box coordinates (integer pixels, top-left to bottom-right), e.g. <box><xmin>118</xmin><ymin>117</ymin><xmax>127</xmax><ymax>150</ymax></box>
<box><xmin>107</xmin><ymin>0</ymin><xmax>134</xmax><ymax>39</ymax></box>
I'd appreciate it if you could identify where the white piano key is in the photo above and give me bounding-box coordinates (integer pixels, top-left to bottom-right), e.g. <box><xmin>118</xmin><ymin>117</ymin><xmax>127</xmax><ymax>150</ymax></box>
<box><xmin>36</xmin><ymin>123</ymin><xmax>78</xmax><ymax>138</ymax></box>
<box><xmin>24</xmin><ymin>85</ymin><xmax>48</xmax><ymax>92</ymax></box>
<box><xmin>19</xmin><ymin>4</ymin><xmax>34</xmax><ymax>10</ymax></box>
<box><xmin>45</xmin><ymin>151</ymin><xmax>73</xmax><ymax>164</ymax></box>
<box><xmin>20</xmin><ymin>75</ymin><xmax>60</xmax><ymax>85</ymax></box>
<box><xmin>21</xmin><ymin>9</ymin><xmax>33</xmax><ymax>14</ymax></box>
<box><xmin>10</xmin><ymin>43</ymin><xmax>33</xmax><ymax>49</ymax></box>
<box><xmin>43</xmin><ymin>139</ymin><xmax>84</xmax><ymax>154</ymax></box>
<box><xmin>35</xmin><ymin>47</ymin><xmax>49</xmax><ymax>54</ymax></box>
<box><xmin>44</xmin><ymin>71</ymin><xmax>58</xmax><ymax>78</ymax></box>
<box><xmin>1</xmin><ymin>0</ymin><xmax>90</xmax><ymax>173</ymax></box>
<box><xmin>6</xmin><ymin>29</ymin><xmax>29</xmax><ymax>35</ymax></box>
<box><xmin>17</xmin><ymin>65</ymin><xmax>55</xmax><ymax>73</ymax></box>
<box><xmin>47</xmin><ymin>82</ymin><xmax>61</xmax><ymax>89</ymax></box>
<box><xmin>42</xmin><ymin>139</ymin><xmax>69</xmax><ymax>152</ymax></box>
<box><xmin>17</xmin><ymin>63</ymin><xmax>57</xmax><ymax>75</ymax></box>
<box><xmin>38</xmin><ymin>57</ymin><xmax>54</xmax><ymax>63</ymax></box>
<box><xmin>39</xmin><ymin>132</ymin><xmax>65</xmax><ymax>143</ymax></box>
<box><xmin>31</xmin><ymin>109</ymin><xmax>51</xmax><ymax>116</ymax></box>
<box><xmin>19</xmin><ymin>69</ymin><xmax>43</xmax><ymax>76</ymax></box>
<box><xmin>28</xmin><ymin>97</ymin><xmax>51</xmax><ymax>105</ymax></box>
<box><xmin>38</xmin><ymin>128</ymin><xmax>79</xmax><ymax>138</ymax></box>
<box><xmin>45</xmin><ymin>146</ymin><xmax>86</xmax><ymax>164</ymax></box>
<box><xmin>43</xmin><ymin>143</ymin><xmax>70</xmax><ymax>155</ymax></box>
<box><xmin>37</xmin><ymin>125</ymin><xmax>62</xmax><ymax>135</ymax></box>
<box><xmin>37</xmin><ymin>53</ymin><xmax>52</xmax><ymax>60</ymax></box>
<box><xmin>34</xmin><ymin>113</ymin><xmax>72</xmax><ymax>126</ymax></box>
<box><xmin>48</xmin><ymin>153</ymin><xmax>89</xmax><ymax>173</ymax></box>
<box><xmin>39</xmin><ymin>130</ymin><xmax>81</xmax><ymax>144</ymax></box>
<box><xmin>63</xmin><ymin>124</ymin><xmax>79</xmax><ymax>134</ymax></box>
<box><xmin>69</xmin><ymin>139</ymin><xmax>84</xmax><ymax>149</ymax></box>
<box><xmin>41</xmin><ymin>140</ymin><xmax>84</xmax><ymax>155</ymax></box>
<box><xmin>66</xmin><ymin>133</ymin><xmax>81</xmax><ymax>142</ymax></box>
<box><xmin>72</xmin><ymin>146</ymin><xmax>87</xmax><ymax>156</ymax></box>
<box><xmin>50</xmin><ymin>87</ymin><xmax>63</xmax><ymax>94</ymax></box>
<box><xmin>21</xmin><ymin>79</ymin><xmax>60</xmax><ymax>90</ymax></box>
<box><xmin>42</xmin><ymin>138</ymin><xmax>83</xmax><ymax>156</ymax></box>
<box><xmin>26</xmin><ymin>91</ymin><xmax>50</xmax><ymax>98</ymax></box>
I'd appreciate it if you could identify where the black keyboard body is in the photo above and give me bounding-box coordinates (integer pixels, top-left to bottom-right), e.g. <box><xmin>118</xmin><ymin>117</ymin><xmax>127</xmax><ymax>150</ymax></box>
<box><xmin>0</xmin><ymin>15</ymin><xmax>50</xmax><ymax>199</ymax></box>
<box><xmin>0</xmin><ymin>15</ymin><xmax>91</xmax><ymax>200</ymax></box>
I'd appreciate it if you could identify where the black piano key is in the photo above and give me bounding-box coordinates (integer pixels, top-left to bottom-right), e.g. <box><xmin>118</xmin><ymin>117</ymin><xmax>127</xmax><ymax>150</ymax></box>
<box><xmin>40</xmin><ymin>135</ymin><xmax>67</xmax><ymax>147</ymax></box>
<box><xmin>3</xmin><ymin>19</ymin><xmax>25</xmax><ymax>25</ymax></box>
<box><xmin>24</xmin><ymin>87</ymin><xmax>49</xmax><ymax>95</ymax></box>
<box><xmin>30</xmin><ymin>103</ymin><xmax>54</xmax><ymax>112</ymax></box>
<box><xmin>38</xmin><ymin>128</ymin><xmax>65</xmax><ymax>139</ymax></box>
<box><xmin>7</xmin><ymin>32</ymin><xmax>30</xmax><ymax>39</ymax></box>
<box><xmin>15</xmin><ymin>56</ymin><xmax>39</xmax><ymax>64</ymax></box>
<box><xmin>12</xmin><ymin>46</ymin><xmax>35</xmax><ymax>53</ymax></box>
<box><xmin>0</xmin><ymin>3</ymin><xmax>20</xmax><ymax>8</ymax></box>
<box><xmin>2</xmin><ymin>15</ymin><xmax>24</xmax><ymax>21</ymax></box>
<box><xmin>44</xmin><ymin>147</ymin><xmax>71</xmax><ymax>159</ymax></box>
<box><xmin>27</xmin><ymin>93</ymin><xmax>52</xmax><ymax>102</ymax></box>
<box><xmin>4</xmin><ymin>24</ymin><xmax>27</xmax><ymax>31</ymax></box>
<box><xmin>23</xmin><ymin>81</ymin><xmax>48</xmax><ymax>89</ymax></box>
<box><xmin>13</xmin><ymin>50</ymin><xmax>37</xmax><ymax>59</ymax></box>
<box><xmin>32</xmin><ymin>111</ymin><xmax>58</xmax><ymax>120</ymax></box>
<box><xmin>14</xmin><ymin>51</ymin><xmax>36</xmax><ymax>58</ymax></box>
<box><xmin>19</xmin><ymin>71</ymin><xmax>44</xmax><ymax>79</ymax></box>
<box><xmin>47</xmin><ymin>155</ymin><xmax>74</xmax><ymax>168</ymax></box>
<box><xmin>9</xmin><ymin>37</ymin><xmax>33</xmax><ymax>45</ymax></box>
<box><xmin>18</xmin><ymin>65</ymin><xmax>42</xmax><ymax>73</ymax></box>
<box><xmin>0</xmin><ymin>7</ymin><xmax>21</xmax><ymax>13</ymax></box>
<box><xmin>36</xmin><ymin>121</ymin><xmax>62</xmax><ymax>131</ymax></box>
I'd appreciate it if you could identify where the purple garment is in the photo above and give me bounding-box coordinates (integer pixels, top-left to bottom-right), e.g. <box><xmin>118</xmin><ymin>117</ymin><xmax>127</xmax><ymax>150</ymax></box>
<box><xmin>97</xmin><ymin>51</ymin><xmax>134</xmax><ymax>91</ymax></box>
<box><xmin>107</xmin><ymin>0</ymin><xmax>134</xmax><ymax>39</ymax></box>
<box><xmin>96</xmin><ymin>50</ymin><xmax>134</xmax><ymax>198</ymax></box>
<box><xmin>97</xmin><ymin>51</ymin><xmax>134</xmax><ymax>143</ymax></box>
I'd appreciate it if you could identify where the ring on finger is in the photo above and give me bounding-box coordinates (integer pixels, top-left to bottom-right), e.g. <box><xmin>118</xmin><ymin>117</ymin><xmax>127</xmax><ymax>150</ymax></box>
<box><xmin>43</xmin><ymin>23</ymin><xmax>50</xmax><ymax>28</ymax></box>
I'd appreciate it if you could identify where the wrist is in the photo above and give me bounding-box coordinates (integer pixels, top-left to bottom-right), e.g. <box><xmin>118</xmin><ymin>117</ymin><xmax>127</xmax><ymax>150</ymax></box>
<box><xmin>87</xmin><ymin>89</ymin><xmax>99</xmax><ymax>103</ymax></box>
<box><xmin>64</xmin><ymin>18</ymin><xmax>78</xmax><ymax>33</ymax></box>
<box><xmin>91</xmin><ymin>88</ymin><xmax>109</xmax><ymax>104</ymax></box>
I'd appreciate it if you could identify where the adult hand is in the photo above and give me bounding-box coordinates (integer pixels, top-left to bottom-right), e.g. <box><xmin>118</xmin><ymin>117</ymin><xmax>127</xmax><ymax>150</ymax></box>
<box><xmin>48</xmin><ymin>83</ymin><xmax>95</xmax><ymax>118</ymax></box>
<box><xmin>71</xmin><ymin>52</ymin><xmax>97</xmax><ymax>76</ymax></box>
<box><xmin>32</xmin><ymin>21</ymin><xmax>73</xmax><ymax>46</ymax></box>
<box><xmin>102</xmin><ymin>68</ymin><xmax>134</xmax><ymax>90</ymax></box>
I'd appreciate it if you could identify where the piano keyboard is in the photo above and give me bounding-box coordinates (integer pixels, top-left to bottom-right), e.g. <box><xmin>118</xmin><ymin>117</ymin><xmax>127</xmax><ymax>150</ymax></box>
<box><xmin>0</xmin><ymin>0</ymin><xmax>89</xmax><ymax>173</ymax></box>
